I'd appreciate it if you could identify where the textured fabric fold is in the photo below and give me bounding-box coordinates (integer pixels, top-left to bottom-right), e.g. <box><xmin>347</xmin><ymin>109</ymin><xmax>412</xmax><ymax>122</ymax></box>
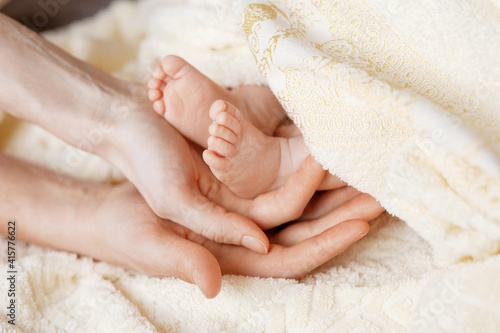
<box><xmin>232</xmin><ymin>0</ymin><xmax>500</xmax><ymax>264</ymax></box>
<box><xmin>1</xmin><ymin>0</ymin><xmax>499</xmax><ymax>331</ymax></box>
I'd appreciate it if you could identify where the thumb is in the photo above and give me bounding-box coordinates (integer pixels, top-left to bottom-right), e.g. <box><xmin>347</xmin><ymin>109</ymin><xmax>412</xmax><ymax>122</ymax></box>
<box><xmin>206</xmin><ymin>155</ymin><xmax>325</xmax><ymax>230</ymax></box>
<box><xmin>144</xmin><ymin>229</ymin><xmax>222</xmax><ymax>298</ymax></box>
<box><xmin>248</xmin><ymin>155</ymin><xmax>325</xmax><ymax>228</ymax></box>
<box><xmin>173</xmin><ymin>189</ymin><xmax>270</xmax><ymax>254</ymax></box>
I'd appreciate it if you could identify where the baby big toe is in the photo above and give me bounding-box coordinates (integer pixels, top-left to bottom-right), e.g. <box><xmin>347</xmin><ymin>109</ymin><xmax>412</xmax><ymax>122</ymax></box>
<box><xmin>209</xmin><ymin>100</ymin><xmax>228</xmax><ymax>121</ymax></box>
<box><xmin>203</xmin><ymin>149</ymin><xmax>232</xmax><ymax>178</ymax></box>
<box><xmin>203</xmin><ymin>149</ymin><xmax>234</xmax><ymax>187</ymax></box>
<box><xmin>160</xmin><ymin>55</ymin><xmax>190</xmax><ymax>78</ymax></box>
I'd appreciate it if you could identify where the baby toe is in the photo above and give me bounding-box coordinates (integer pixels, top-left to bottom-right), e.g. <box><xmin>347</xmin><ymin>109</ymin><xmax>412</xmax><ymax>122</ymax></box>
<box><xmin>148</xmin><ymin>88</ymin><xmax>162</xmax><ymax>102</ymax></box>
<box><xmin>203</xmin><ymin>149</ymin><xmax>228</xmax><ymax>170</ymax></box>
<box><xmin>207</xmin><ymin>136</ymin><xmax>237</xmax><ymax>158</ymax></box>
<box><xmin>223</xmin><ymin>101</ymin><xmax>243</xmax><ymax>122</ymax></box>
<box><xmin>153</xmin><ymin>100</ymin><xmax>166</xmax><ymax>115</ymax></box>
<box><xmin>209</xmin><ymin>122</ymin><xmax>237</xmax><ymax>144</ymax></box>
<box><xmin>151</xmin><ymin>64</ymin><xmax>167</xmax><ymax>81</ymax></box>
<box><xmin>160</xmin><ymin>55</ymin><xmax>190</xmax><ymax>79</ymax></box>
<box><xmin>209</xmin><ymin>100</ymin><xmax>227</xmax><ymax>121</ymax></box>
<box><xmin>214</xmin><ymin>111</ymin><xmax>241</xmax><ymax>136</ymax></box>
<box><xmin>147</xmin><ymin>77</ymin><xmax>162</xmax><ymax>89</ymax></box>
<box><xmin>203</xmin><ymin>150</ymin><xmax>233</xmax><ymax>186</ymax></box>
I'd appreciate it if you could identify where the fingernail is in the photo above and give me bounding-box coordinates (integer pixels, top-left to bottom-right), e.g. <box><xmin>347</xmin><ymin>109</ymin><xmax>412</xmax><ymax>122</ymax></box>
<box><xmin>242</xmin><ymin>236</ymin><xmax>268</xmax><ymax>254</ymax></box>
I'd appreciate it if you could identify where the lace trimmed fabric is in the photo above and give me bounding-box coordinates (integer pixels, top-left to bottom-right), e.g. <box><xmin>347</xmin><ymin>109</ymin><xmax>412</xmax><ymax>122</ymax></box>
<box><xmin>232</xmin><ymin>0</ymin><xmax>500</xmax><ymax>264</ymax></box>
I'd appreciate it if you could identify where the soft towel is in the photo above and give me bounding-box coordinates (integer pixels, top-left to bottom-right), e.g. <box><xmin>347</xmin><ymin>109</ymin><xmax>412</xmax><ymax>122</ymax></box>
<box><xmin>0</xmin><ymin>0</ymin><xmax>499</xmax><ymax>331</ymax></box>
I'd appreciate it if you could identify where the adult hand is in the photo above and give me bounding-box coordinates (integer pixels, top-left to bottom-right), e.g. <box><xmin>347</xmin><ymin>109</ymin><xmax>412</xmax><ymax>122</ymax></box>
<box><xmin>195</xmin><ymin>153</ymin><xmax>385</xmax><ymax>246</ymax></box>
<box><xmin>0</xmin><ymin>15</ymin><xmax>315</xmax><ymax>254</ymax></box>
<box><xmin>105</xmin><ymin>100</ymin><xmax>330</xmax><ymax>253</ymax></box>
<box><xmin>104</xmin><ymin>101</ymin><xmax>268</xmax><ymax>253</ymax></box>
<box><xmin>0</xmin><ymin>13</ymin><xmax>383</xmax><ymax>261</ymax></box>
<box><xmin>270</xmin><ymin>168</ymin><xmax>385</xmax><ymax>245</ymax></box>
<box><xmin>101</xmin><ymin>98</ymin><xmax>383</xmax><ymax>256</ymax></box>
<box><xmin>273</xmin><ymin>122</ymin><xmax>386</xmax><ymax>233</ymax></box>
<box><xmin>0</xmin><ymin>153</ymin><xmax>379</xmax><ymax>300</ymax></box>
<box><xmin>271</xmin><ymin>190</ymin><xmax>385</xmax><ymax>246</ymax></box>
<box><xmin>88</xmin><ymin>182</ymin><xmax>370</xmax><ymax>298</ymax></box>
<box><xmin>192</xmin><ymin>140</ymin><xmax>385</xmax><ymax>231</ymax></box>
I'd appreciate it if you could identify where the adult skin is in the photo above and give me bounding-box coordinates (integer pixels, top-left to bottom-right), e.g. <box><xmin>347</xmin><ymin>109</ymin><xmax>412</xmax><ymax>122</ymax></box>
<box><xmin>0</xmin><ymin>13</ymin><xmax>385</xmax><ymax>297</ymax></box>
<box><xmin>0</xmin><ymin>13</ymin><xmax>271</xmax><ymax>253</ymax></box>
<box><xmin>0</xmin><ymin>152</ymin><xmax>381</xmax><ymax>298</ymax></box>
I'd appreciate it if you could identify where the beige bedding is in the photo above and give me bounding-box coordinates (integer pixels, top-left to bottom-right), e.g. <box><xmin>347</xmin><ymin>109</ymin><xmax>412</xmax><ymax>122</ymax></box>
<box><xmin>0</xmin><ymin>0</ymin><xmax>499</xmax><ymax>331</ymax></box>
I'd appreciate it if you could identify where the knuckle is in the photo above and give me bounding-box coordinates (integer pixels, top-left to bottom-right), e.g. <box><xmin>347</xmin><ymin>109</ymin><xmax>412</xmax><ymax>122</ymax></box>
<box><xmin>150</xmin><ymin>198</ymin><xmax>170</xmax><ymax>219</ymax></box>
<box><xmin>289</xmin><ymin>205</ymin><xmax>305</xmax><ymax>221</ymax></box>
<box><xmin>281</xmin><ymin>257</ymin><xmax>304</xmax><ymax>280</ymax></box>
<box><xmin>199</xmin><ymin>179</ymin><xmax>222</xmax><ymax>199</ymax></box>
<box><xmin>167</xmin><ymin>259</ymin><xmax>188</xmax><ymax>280</ymax></box>
<box><xmin>201</xmin><ymin>220</ymin><xmax>226</xmax><ymax>244</ymax></box>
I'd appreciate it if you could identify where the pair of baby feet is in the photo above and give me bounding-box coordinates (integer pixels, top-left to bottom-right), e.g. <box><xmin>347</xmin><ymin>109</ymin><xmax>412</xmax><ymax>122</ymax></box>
<box><xmin>147</xmin><ymin>55</ymin><xmax>308</xmax><ymax>198</ymax></box>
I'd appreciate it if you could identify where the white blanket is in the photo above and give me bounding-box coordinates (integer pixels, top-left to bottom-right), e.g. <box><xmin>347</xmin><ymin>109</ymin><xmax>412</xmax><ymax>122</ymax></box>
<box><xmin>0</xmin><ymin>1</ymin><xmax>499</xmax><ymax>331</ymax></box>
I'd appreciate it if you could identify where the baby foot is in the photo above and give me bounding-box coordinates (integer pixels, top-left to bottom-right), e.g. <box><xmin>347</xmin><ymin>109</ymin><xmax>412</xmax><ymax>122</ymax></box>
<box><xmin>147</xmin><ymin>55</ymin><xmax>286</xmax><ymax>147</ymax></box>
<box><xmin>203</xmin><ymin>100</ymin><xmax>300</xmax><ymax>199</ymax></box>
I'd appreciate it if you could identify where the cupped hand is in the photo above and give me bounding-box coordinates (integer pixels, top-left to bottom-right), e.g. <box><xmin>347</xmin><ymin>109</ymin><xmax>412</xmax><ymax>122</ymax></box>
<box><xmin>194</xmin><ymin>146</ymin><xmax>384</xmax><ymax>231</ymax></box>
<box><xmin>89</xmin><ymin>182</ymin><xmax>371</xmax><ymax>298</ymax></box>
<box><xmin>106</xmin><ymin>97</ymin><xmax>334</xmax><ymax>253</ymax></box>
<box><xmin>107</xmin><ymin>100</ymin><xmax>271</xmax><ymax>254</ymax></box>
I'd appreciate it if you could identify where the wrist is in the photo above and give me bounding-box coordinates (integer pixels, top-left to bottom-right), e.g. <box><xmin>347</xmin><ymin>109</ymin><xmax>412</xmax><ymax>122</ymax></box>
<box><xmin>91</xmin><ymin>82</ymin><xmax>152</xmax><ymax>173</ymax></box>
<box><xmin>72</xmin><ymin>78</ymin><xmax>147</xmax><ymax>156</ymax></box>
<box><xmin>0</xmin><ymin>154</ymin><xmax>105</xmax><ymax>253</ymax></box>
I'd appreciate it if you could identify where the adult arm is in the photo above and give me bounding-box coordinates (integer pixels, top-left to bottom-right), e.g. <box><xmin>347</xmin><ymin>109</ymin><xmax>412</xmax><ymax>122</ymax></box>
<box><xmin>0</xmin><ymin>12</ymin><xmax>384</xmax><ymax>260</ymax></box>
<box><xmin>0</xmin><ymin>13</ymin><xmax>130</xmax><ymax>145</ymax></box>
<box><xmin>0</xmin><ymin>13</ymin><xmax>272</xmax><ymax>253</ymax></box>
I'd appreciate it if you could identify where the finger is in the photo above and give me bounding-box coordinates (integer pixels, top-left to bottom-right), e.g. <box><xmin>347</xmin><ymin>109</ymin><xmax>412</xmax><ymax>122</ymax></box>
<box><xmin>174</xmin><ymin>188</ymin><xmax>270</xmax><ymax>254</ymax></box>
<box><xmin>155</xmin><ymin>144</ymin><xmax>270</xmax><ymax>255</ymax></box>
<box><xmin>299</xmin><ymin>185</ymin><xmax>362</xmax><ymax>221</ymax></box>
<box><xmin>248</xmin><ymin>155</ymin><xmax>325</xmax><ymax>229</ymax></box>
<box><xmin>132</xmin><ymin>224</ymin><xmax>222</xmax><ymax>298</ymax></box>
<box><xmin>213</xmin><ymin>220</ymin><xmax>369</xmax><ymax>279</ymax></box>
<box><xmin>201</xmin><ymin>155</ymin><xmax>325</xmax><ymax>229</ymax></box>
<box><xmin>209</xmin><ymin>155</ymin><xmax>324</xmax><ymax>229</ymax></box>
<box><xmin>271</xmin><ymin>193</ymin><xmax>385</xmax><ymax>246</ymax></box>
<box><xmin>317</xmin><ymin>171</ymin><xmax>348</xmax><ymax>190</ymax></box>
<box><xmin>210</xmin><ymin>155</ymin><xmax>325</xmax><ymax>229</ymax></box>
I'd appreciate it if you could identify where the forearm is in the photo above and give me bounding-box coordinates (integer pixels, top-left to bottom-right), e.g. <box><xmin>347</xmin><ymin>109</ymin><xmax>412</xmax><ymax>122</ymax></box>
<box><xmin>0</xmin><ymin>153</ymin><xmax>101</xmax><ymax>252</ymax></box>
<box><xmin>0</xmin><ymin>14</ymin><xmax>133</xmax><ymax>154</ymax></box>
